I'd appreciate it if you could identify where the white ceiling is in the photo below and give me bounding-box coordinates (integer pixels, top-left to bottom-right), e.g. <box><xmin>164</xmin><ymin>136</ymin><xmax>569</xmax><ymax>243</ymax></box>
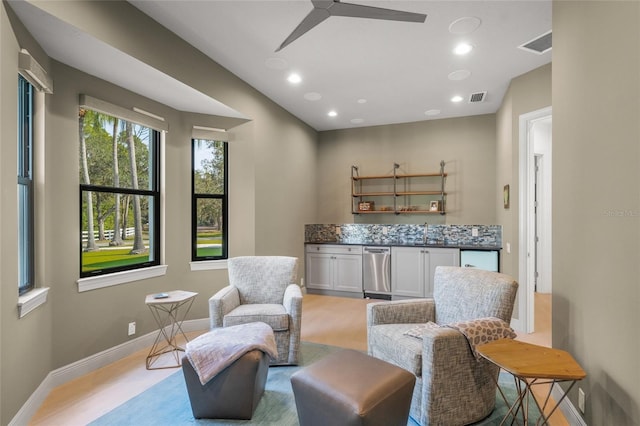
<box><xmin>10</xmin><ymin>0</ymin><xmax>551</xmax><ymax>132</ymax></box>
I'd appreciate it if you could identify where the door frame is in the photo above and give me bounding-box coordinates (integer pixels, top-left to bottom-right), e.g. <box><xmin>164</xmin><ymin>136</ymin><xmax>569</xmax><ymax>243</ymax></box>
<box><xmin>518</xmin><ymin>106</ymin><xmax>551</xmax><ymax>333</ymax></box>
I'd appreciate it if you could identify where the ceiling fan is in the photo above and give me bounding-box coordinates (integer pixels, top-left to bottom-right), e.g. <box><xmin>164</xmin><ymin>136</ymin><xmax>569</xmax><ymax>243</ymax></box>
<box><xmin>276</xmin><ymin>0</ymin><xmax>427</xmax><ymax>52</ymax></box>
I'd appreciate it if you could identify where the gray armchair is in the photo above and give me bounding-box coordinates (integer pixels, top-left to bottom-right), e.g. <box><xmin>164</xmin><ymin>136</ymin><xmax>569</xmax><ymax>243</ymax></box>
<box><xmin>209</xmin><ymin>256</ymin><xmax>302</xmax><ymax>365</ymax></box>
<box><xmin>367</xmin><ymin>266</ymin><xmax>518</xmax><ymax>425</ymax></box>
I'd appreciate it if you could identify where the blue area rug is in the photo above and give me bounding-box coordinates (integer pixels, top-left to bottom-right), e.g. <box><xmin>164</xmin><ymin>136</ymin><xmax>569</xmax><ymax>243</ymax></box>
<box><xmin>90</xmin><ymin>342</ymin><xmax>538</xmax><ymax>425</ymax></box>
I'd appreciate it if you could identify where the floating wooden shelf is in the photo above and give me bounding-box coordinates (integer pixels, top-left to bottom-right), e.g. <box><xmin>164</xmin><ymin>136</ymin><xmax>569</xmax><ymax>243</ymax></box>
<box><xmin>351</xmin><ymin>161</ymin><xmax>447</xmax><ymax>215</ymax></box>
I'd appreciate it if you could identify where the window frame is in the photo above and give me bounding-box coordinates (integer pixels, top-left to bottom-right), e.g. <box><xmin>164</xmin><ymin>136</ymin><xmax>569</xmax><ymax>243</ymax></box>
<box><xmin>18</xmin><ymin>74</ymin><xmax>35</xmax><ymax>295</ymax></box>
<box><xmin>191</xmin><ymin>138</ymin><xmax>228</xmax><ymax>262</ymax></box>
<box><xmin>78</xmin><ymin>112</ymin><xmax>162</xmax><ymax>278</ymax></box>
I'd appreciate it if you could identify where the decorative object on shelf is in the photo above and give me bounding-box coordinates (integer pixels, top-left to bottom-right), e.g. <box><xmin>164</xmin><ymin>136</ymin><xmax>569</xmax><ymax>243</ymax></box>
<box><xmin>351</xmin><ymin>161</ymin><xmax>447</xmax><ymax>215</ymax></box>
<box><xmin>503</xmin><ymin>185</ymin><xmax>510</xmax><ymax>209</ymax></box>
<box><xmin>358</xmin><ymin>201</ymin><xmax>375</xmax><ymax>212</ymax></box>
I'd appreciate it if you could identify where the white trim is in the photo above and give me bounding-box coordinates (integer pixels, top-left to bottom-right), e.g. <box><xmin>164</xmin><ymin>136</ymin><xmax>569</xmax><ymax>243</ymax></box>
<box><xmin>77</xmin><ymin>265</ymin><xmax>168</xmax><ymax>292</ymax></box>
<box><xmin>192</xmin><ymin>127</ymin><xmax>229</xmax><ymax>141</ymax></box>
<box><xmin>79</xmin><ymin>94</ymin><xmax>168</xmax><ymax>131</ymax></box>
<box><xmin>9</xmin><ymin>318</ymin><xmax>209</xmax><ymax>426</ymax></box>
<box><xmin>518</xmin><ymin>106</ymin><xmax>552</xmax><ymax>334</ymax></box>
<box><xmin>190</xmin><ymin>259</ymin><xmax>228</xmax><ymax>271</ymax></box>
<box><xmin>552</xmin><ymin>383</ymin><xmax>588</xmax><ymax>426</ymax></box>
<box><xmin>17</xmin><ymin>287</ymin><xmax>50</xmax><ymax>318</ymax></box>
<box><xmin>18</xmin><ymin>50</ymin><xmax>53</xmax><ymax>93</ymax></box>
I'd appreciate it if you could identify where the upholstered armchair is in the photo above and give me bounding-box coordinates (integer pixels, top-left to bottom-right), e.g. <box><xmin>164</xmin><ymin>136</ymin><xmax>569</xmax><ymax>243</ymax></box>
<box><xmin>209</xmin><ymin>256</ymin><xmax>303</xmax><ymax>365</ymax></box>
<box><xmin>367</xmin><ymin>266</ymin><xmax>518</xmax><ymax>426</ymax></box>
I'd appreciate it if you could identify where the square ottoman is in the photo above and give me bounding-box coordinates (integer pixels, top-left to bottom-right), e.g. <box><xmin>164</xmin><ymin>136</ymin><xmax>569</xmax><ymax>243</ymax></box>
<box><xmin>291</xmin><ymin>349</ymin><xmax>416</xmax><ymax>426</ymax></box>
<box><xmin>182</xmin><ymin>349</ymin><xmax>268</xmax><ymax>419</ymax></box>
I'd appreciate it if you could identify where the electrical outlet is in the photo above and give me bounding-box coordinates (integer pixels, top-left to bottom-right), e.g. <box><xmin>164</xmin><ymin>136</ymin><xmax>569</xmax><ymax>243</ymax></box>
<box><xmin>472</xmin><ymin>227</ymin><xmax>479</xmax><ymax>237</ymax></box>
<box><xmin>578</xmin><ymin>388</ymin><xmax>585</xmax><ymax>413</ymax></box>
<box><xmin>128</xmin><ymin>322</ymin><xmax>136</xmax><ymax>336</ymax></box>
<box><xmin>383</xmin><ymin>226</ymin><xmax>388</xmax><ymax>235</ymax></box>
<box><xmin>335</xmin><ymin>226</ymin><xmax>341</xmax><ymax>235</ymax></box>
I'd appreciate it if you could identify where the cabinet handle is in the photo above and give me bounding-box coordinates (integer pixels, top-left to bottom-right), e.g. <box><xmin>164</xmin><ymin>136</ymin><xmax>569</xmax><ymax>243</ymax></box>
<box><xmin>317</xmin><ymin>247</ymin><xmax>320</xmax><ymax>251</ymax></box>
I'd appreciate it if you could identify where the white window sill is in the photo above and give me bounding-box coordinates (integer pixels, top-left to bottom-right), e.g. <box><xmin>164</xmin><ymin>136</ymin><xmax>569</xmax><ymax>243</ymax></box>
<box><xmin>190</xmin><ymin>259</ymin><xmax>228</xmax><ymax>271</ymax></box>
<box><xmin>77</xmin><ymin>265</ymin><xmax>168</xmax><ymax>292</ymax></box>
<box><xmin>18</xmin><ymin>287</ymin><xmax>50</xmax><ymax>318</ymax></box>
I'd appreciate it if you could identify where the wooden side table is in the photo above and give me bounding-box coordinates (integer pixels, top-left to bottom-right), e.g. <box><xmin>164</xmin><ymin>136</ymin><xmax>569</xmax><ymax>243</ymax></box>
<box><xmin>145</xmin><ymin>290</ymin><xmax>198</xmax><ymax>370</ymax></box>
<box><xmin>477</xmin><ymin>339</ymin><xmax>586</xmax><ymax>426</ymax></box>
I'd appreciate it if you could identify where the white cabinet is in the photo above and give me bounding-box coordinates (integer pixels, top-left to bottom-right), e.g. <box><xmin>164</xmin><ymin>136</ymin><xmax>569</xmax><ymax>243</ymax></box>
<box><xmin>391</xmin><ymin>247</ymin><xmax>459</xmax><ymax>298</ymax></box>
<box><xmin>305</xmin><ymin>245</ymin><xmax>363</xmax><ymax>295</ymax></box>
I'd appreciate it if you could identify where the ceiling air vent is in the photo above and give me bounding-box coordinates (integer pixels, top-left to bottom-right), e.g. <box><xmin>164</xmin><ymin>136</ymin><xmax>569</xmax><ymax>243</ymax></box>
<box><xmin>469</xmin><ymin>91</ymin><xmax>487</xmax><ymax>103</ymax></box>
<box><xmin>519</xmin><ymin>30</ymin><xmax>552</xmax><ymax>55</ymax></box>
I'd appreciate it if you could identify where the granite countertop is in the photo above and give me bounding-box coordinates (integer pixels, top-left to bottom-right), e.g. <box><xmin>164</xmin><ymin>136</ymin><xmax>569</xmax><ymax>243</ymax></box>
<box><xmin>305</xmin><ymin>241</ymin><xmax>501</xmax><ymax>250</ymax></box>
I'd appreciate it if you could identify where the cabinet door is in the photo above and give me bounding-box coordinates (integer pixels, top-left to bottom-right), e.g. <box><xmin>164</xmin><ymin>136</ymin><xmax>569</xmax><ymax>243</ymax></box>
<box><xmin>391</xmin><ymin>247</ymin><xmax>425</xmax><ymax>298</ymax></box>
<box><xmin>425</xmin><ymin>248</ymin><xmax>460</xmax><ymax>297</ymax></box>
<box><xmin>333</xmin><ymin>254</ymin><xmax>363</xmax><ymax>292</ymax></box>
<box><xmin>305</xmin><ymin>253</ymin><xmax>333</xmax><ymax>290</ymax></box>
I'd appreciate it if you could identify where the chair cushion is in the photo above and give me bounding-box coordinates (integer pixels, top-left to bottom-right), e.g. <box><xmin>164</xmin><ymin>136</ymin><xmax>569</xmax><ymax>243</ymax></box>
<box><xmin>224</xmin><ymin>304</ymin><xmax>290</xmax><ymax>332</ymax></box>
<box><xmin>368</xmin><ymin>324</ymin><xmax>423</xmax><ymax>377</ymax></box>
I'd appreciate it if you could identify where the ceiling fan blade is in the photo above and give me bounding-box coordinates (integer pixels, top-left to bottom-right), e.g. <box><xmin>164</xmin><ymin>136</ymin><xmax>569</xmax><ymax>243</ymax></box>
<box><xmin>276</xmin><ymin>8</ymin><xmax>331</xmax><ymax>52</ymax></box>
<box><xmin>329</xmin><ymin>2</ymin><xmax>426</xmax><ymax>23</ymax></box>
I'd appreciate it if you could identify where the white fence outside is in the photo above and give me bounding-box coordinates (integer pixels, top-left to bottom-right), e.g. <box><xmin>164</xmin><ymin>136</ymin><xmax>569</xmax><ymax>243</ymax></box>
<box><xmin>82</xmin><ymin>227</ymin><xmax>135</xmax><ymax>242</ymax></box>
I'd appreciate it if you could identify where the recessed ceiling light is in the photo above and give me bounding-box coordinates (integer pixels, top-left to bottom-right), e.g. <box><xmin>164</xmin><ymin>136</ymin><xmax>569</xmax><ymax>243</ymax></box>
<box><xmin>304</xmin><ymin>92</ymin><xmax>322</xmax><ymax>101</ymax></box>
<box><xmin>328</xmin><ymin>110</ymin><xmax>338</xmax><ymax>117</ymax></box>
<box><xmin>453</xmin><ymin>43</ymin><xmax>473</xmax><ymax>55</ymax></box>
<box><xmin>265</xmin><ymin>57</ymin><xmax>288</xmax><ymax>70</ymax></box>
<box><xmin>424</xmin><ymin>109</ymin><xmax>441</xmax><ymax>116</ymax></box>
<box><xmin>448</xmin><ymin>70</ymin><xmax>471</xmax><ymax>81</ymax></box>
<box><xmin>449</xmin><ymin>17</ymin><xmax>481</xmax><ymax>35</ymax></box>
<box><xmin>287</xmin><ymin>73</ymin><xmax>302</xmax><ymax>84</ymax></box>
<box><xmin>357</xmin><ymin>99</ymin><xmax>367</xmax><ymax>104</ymax></box>
<box><xmin>451</xmin><ymin>95</ymin><xmax>464</xmax><ymax>103</ymax></box>
<box><xmin>351</xmin><ymin>118</ymin><xmax>364</xmax><ymax>124</ymax></box>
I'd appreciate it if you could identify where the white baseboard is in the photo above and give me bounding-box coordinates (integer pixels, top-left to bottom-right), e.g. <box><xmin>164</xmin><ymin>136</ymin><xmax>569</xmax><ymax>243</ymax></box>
<box><xmin>9</xmin><ymin>318</ymin><xmax>209</xmax><ymax>426</ymax></box>
<box><xmin>552</xmin><ymin>382</ymin><xmax>587</xmax><ymax>426</ymax></box>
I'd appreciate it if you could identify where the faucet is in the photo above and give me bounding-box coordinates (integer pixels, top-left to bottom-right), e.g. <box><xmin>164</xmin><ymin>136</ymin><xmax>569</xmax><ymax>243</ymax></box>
<box><xmin>423</xmin><ymin>223</ymin><xmax>429</xmax><ymax>243</ymax></box>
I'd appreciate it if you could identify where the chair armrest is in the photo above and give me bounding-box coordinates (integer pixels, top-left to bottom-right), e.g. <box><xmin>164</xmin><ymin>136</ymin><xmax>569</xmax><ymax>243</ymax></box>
<box><xmin>283</xmin><ymin>283</ymin><xmax>303</xmax><ymax>315</ymax></box>
<box><xmin>208</xmin><ymin>285</ymin><xmax>240</xmax><ymax>329</ymax></box>
<box><xmin>420</xmin><ymin>327</ymin><xmax>481</xmax><ymax>388</ymax></box>
<box><xmin>367</xmin><ymin>298</ymin><xmax>436</xmax><ymax>327</ymax></box>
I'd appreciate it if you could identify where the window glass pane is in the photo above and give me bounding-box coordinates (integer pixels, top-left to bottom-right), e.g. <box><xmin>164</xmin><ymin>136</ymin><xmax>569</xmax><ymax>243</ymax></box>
<box><xmin>18</xmin><ymin>75</ymin><xmax>34</xmax><ymax>294</ymax></box>
<box><xmin>79</xmin><ymin>109</ymin><xmax>155</xmax><ymax>191</ymax></box>
<box><xmin>195</xmin><ymin>198</ymin><xmax>224</xmax><ymax>258</ymax></box>
<box><xmin>193</xmin><ymin>139</ymin><xmax>225</xmax><ymax>194</ymax></box>
<box><xmin>81</xmin><ymin>190</ymin><xmax>156</xmax><ymax>274</ymax></box>
<box><xmin>18</xmin><ymin>182</ymin><xmax>32</xmax><ymax>292</ymax></box>
<box><xmin>79</xmin><ymin>105</ymin><xmax>159</xmax><ymax>278</ymax></box>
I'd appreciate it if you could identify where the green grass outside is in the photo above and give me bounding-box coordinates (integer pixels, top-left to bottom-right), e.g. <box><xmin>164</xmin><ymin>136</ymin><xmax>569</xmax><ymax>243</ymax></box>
<box><xmin>197</xmin><ymin>246</ymin><xmax>223</xmax><ymax>257</ymax></box>
<box><xmin>82</xmin><ymin>230</ymin><xmax>222</xmax><ymax>271</ymax></box>
<box><xmin>82</xmin><ymin>249</ymin><xmax>149</xmax><ymax>272</ymax></box>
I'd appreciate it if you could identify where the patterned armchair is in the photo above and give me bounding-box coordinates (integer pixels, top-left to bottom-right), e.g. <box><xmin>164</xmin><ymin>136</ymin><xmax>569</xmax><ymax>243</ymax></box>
<box><xmin>367</xmin><ymin>266</ymin><xmax>518</xmax><ymax>425</ymax></box>
<box><xmin>209</xmin><ymin>256</ymin><xmax>302</xmax><ymax>365</ymax></box>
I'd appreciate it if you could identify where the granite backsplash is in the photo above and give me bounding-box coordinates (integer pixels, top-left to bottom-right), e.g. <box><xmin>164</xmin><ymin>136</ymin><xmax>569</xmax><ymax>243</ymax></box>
<box><xmin>305</xmin><ymin>223</ymin><xmax>501</xmax><ymax>247</ymax></box>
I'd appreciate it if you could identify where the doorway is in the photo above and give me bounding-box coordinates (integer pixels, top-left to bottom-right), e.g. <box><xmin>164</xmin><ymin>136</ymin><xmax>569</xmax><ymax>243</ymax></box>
<box><xmin>518</xmin><ymin>107</ymin><xmax>552</xmax><ymax>336</ymax></box>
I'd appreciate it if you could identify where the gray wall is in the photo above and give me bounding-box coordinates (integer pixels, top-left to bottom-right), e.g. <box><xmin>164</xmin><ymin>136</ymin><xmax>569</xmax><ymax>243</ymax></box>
<box><xmin>317</xmin><ymin>114</ymin><xmax>498</xmax><ymax>225</ymax></box>
<box><xmin>495</xmin><ymin>64</ymin><xmax>552</xmax><ymax>323</ymax></box>
<box><xmin>1</xmin><ymin>2</ymin><xmax>317</xmax><ymax>423</ymax></box>
<box><xmin>553</xmin><ymin>1</ymin><xmax>639</xmax><ymax>424</ymax></box>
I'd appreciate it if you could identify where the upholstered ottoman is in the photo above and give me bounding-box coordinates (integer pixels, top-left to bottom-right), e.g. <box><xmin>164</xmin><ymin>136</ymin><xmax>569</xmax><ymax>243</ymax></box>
<box><xmin>290</xmin><ymin>349</ymin><xmax>416</xmax><ymax>426</ymax></box>
<box><xmin>182</xmin><ymin>349</ymin><xmax>269</xmax><ymax>419</ymax></box>
<box><xmin>181</xmin><ymin>322</ymin><xmax>277</xmax><ymax>420</ymax></box>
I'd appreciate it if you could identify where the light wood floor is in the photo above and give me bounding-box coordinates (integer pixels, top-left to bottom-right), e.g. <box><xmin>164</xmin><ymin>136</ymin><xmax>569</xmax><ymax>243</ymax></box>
<box><xmin>30</xmin><ymin>292</ymin><xmax>562</xmax><ymax>426</ymax></box>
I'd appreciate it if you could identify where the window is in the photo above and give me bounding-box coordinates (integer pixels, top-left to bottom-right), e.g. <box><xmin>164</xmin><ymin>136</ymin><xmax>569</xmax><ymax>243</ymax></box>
<box><xmin>192</xmin><ymin>139</ymin><xmax>228</xmax><ymax>261</ymax></box>
<box><xmin>18</xmin><ymin>75</ymin><xmax>34</xmax><ymax>295</ymax></box>
<box><xmin>79</xmin><ymin>109</ymin><xmax>160</xmax><ymax>277</ymax></box>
